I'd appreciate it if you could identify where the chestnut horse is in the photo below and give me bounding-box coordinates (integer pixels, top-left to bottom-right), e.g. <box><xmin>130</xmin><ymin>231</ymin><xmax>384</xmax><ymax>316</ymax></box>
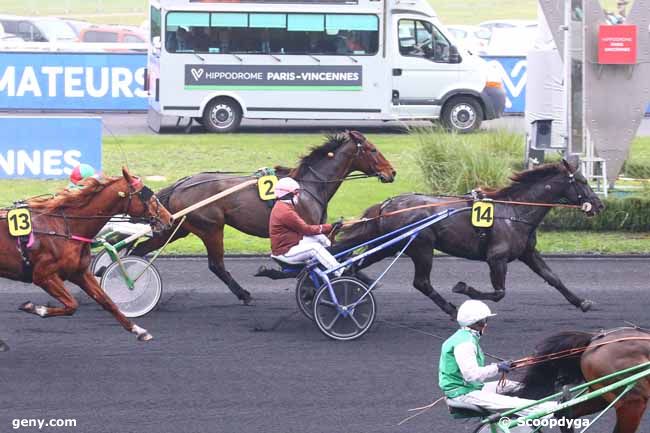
<box><xmin>0</xmin><ymin>168</ymin><xmax>172</xmax><ymax>346</ymax></box>
<box><xmin>517</xmin><ymin>327</ymin><xmax>650</xmax><ymax>433</ymax></box>
<box><xmin>131</xmin><ymin>131</ymin><xmax>396</xmax><ymax>304</ymax></box>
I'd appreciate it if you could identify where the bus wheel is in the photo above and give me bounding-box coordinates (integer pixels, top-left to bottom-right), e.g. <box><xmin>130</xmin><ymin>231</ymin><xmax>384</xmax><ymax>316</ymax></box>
<box><xmin>203</xmin><ymin>98</ymin><xmax>242</xmax><ymax>133</ymax></box>
<box><xmin>441</xmin><ymin>96</ymin><xmax>483</xmax><ymax>133</ymax></box>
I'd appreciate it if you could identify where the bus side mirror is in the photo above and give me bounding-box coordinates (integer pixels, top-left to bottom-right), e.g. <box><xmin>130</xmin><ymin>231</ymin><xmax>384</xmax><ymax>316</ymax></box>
<box><xmin>449</xmin><ymin>45</ymin><xmax>462</xmax><ymax>63</ymax></box>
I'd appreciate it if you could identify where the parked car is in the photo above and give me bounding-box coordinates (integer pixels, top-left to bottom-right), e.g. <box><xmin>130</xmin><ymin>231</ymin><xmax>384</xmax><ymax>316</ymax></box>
<box><xmin>0</xmin><ymin>15</ymin><xmax>77</xmax><ymax>42</ymax></box>
<box><xmin>479</xmin><ymin>19</ymin><xmax>538</xmax><ymax>34</ymax></box>
<box><xmin>0</xmin><ymin>22</ymin><xmax>23</xmax><ymax>43</ymax></box>
<box><xmin>62</xmin><ymin>19</ymin><xmax>93</xmax><ymax>38</ymax></box>
<box><xmin>78</xmin><ymin>25</ymin><xmax>146</xmax><ymax>43</ymax></box>
<box><xmin>446</xmin><ymin>25</ymin><xmax>490</xmax><ymax>54</ymax></box>
<box><xmin>483</xmin><ymin>27</ymin><xmax>538</xmax><ymax>55</ymax></box>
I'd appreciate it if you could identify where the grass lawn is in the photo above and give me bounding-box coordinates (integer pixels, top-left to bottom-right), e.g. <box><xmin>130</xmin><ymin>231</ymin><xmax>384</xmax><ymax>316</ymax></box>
<box><xmin>3</xmin><ymin>132</ymin><xmax>650</xmax><ymax>255</ymax></box>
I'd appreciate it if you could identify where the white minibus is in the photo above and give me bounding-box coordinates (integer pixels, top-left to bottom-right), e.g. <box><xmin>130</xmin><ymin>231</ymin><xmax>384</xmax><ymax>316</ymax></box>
<box><xmin>147</xmin><ymin>0</ymin><xmax>505</xmax><ymax>133</ymax></box>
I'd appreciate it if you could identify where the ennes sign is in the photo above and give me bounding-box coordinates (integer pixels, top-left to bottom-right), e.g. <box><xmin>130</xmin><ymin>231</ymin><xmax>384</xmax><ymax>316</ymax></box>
<box><xmin>598</xmin><ymin>25</ymin><xmax>637</xmax><ymax>65</ymax></box>
<box><xmin>185</xmin><ymin>65</ymin><xmax>363</xmax><ymax>91</ymax></box>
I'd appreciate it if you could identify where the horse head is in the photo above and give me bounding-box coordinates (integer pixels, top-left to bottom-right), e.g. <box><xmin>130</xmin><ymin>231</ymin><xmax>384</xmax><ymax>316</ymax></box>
<box><xmin>345</xmin><ymin>130</ymin><xmax>396</xmax><ymax>183</ymax></box>
<box><xmin>120</xmin><ymin>167</ymin><xmax>173</xmax><ymax>233</ymax></box>
<box><xmin>558</xmin><ymin>159</ymin><xmax>604</xmax><ymax>217</ymax></box>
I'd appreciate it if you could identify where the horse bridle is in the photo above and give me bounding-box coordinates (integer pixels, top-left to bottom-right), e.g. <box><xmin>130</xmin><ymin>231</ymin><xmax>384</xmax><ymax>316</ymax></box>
<box><xmin>566</xmin><ymin>171</ymin><xmax>594</xmax><ymax>213</ymax></box>
<box><xmin>123</xmin><ymin>178</ymin><xmax>166</xmax><ymax>227</ymax></box>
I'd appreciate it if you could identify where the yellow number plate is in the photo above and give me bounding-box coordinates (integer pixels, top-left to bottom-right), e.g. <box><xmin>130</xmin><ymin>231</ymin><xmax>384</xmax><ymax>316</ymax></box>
<box><xmin>7</xmin><ymin>208</ymin><xmax>33</xmax><ymax>237</ymax></box>
<box><xmin>257</xmin><ymin>175</ymin><xmax>278</xmax><ymax>200</ymax></box>
<box><xmin>471</xmin><ymin>202</ymin><xmax>494</xmax><ymax>228</ymax></box>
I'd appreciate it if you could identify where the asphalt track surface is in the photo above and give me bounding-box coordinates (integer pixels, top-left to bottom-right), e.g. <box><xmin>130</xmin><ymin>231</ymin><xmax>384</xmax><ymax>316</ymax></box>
<box><xmin>2</xmin><ymin>257</ymin><xmax>650</xmax><ymax>433</ymax></box>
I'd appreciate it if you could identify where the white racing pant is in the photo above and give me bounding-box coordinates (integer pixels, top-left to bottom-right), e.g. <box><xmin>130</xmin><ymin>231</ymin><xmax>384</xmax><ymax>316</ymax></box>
<box><xmin>449</xmin><ymin>380</ymin><xmax>558</xmax><ymax>419</ymax></box>
<box><xmin>278</xmin><ymin>235</ymin><xmax>343</xmax><ymax>276</ymax></box>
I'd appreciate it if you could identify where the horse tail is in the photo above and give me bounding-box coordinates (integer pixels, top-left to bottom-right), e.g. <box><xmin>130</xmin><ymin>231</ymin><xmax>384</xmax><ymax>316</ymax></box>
<box><xmin>517</xmin><ymin>331</ymin><xmax>595</xmax><ymax>400</ymax></box>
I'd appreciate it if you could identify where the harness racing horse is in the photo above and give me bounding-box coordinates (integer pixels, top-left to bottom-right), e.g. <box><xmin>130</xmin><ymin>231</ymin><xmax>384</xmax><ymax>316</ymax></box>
<box><xmin>131</xmin><ymin>131</ymin><xmax>396</xmax><ymax>305</ymax></box>
<box><xmin>517</xmin><ymin>327</ymin><xmax>650</xmax><ymax>433</ymax></box>
<box><xmin>0</xmin><ymin>168</ymin><xmax>172</xmax><ymax>345</ymax></box>
<box><xmin>338</xmin><ymin>160</ymin><xmax>604</xmax><ymax>317</ymax></box>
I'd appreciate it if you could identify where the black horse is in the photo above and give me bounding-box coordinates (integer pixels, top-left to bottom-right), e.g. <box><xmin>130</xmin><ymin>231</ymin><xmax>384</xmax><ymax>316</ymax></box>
<box><xmin>338</xmin><ymin>160</ymin><xmax>604</xmax><ymax>317</ymax></box>
<box><xmin>131</xmin><ymin>131</ymin><xmax>396</xmax><ymax>304</ymax></box>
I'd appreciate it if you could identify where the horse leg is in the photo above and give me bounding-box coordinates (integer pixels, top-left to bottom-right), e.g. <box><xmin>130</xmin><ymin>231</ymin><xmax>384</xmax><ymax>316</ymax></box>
<box><xmin>131</xmin><ymin>226</ymin><xmax>190</xmax><ymax>257</ymax></box>
<box><xmin>202</xmin><ymin>230</ymin><xmax>252</xmax><ymax>305</ymax></box>
<box><xmin>519</xmin><ymin>248</ymin><xmax>592</xmax><ymax>312</ymax></box>
<box><xmin>613</xmin><ymin>398</ymin><xmax>646</xmax><ymax>433</ymax></box>
<box><xmin>69</xmin><ymin>270</ymin><xmax>153</xmax><ymax>341</ymax></box>
<box><xmin>452</xmin><ymin>257</ymin><xmax>507</xmax><ymax>302</ymax></box>
<box><xmin>19</xmin><ymin>274</ymin><xmax>79</xmax><ymax>317</ymax></box>
<box><xmin>409</xmin><ymin>246</ymin><xmax>457</xmax><ymax>317</ymax></box>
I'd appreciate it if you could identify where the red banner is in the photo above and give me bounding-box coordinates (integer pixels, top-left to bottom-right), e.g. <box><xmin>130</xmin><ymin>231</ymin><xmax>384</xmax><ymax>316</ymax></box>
<box><xmin>598</xmin><ymin>25</ymin><xmax>637</xmax><ymax>65</ymax></box>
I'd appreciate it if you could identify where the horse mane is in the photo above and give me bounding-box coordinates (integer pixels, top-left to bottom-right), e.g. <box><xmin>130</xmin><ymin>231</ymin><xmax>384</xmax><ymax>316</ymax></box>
<box><xmin>28</xmin><ymin>176</ymin><xmax>120</xmax><ymax>213</ymax></box>
<box><xmin>290</xmin><ymin>131</ymin><xmax>356</xmax><ymax>178</ymax></box>
<box><xmin>482</xmin><ymin>163</ymin><xmax>569</xmax><ymax>199</ymax></box>
<box><xmin>517</xmin><ymin>331</ymin><xmax>595</xmax><ymax>400</ymax></box>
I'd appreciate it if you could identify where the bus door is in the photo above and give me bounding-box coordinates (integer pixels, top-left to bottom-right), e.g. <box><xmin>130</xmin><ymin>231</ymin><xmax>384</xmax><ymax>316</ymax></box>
<box><xmin>391</xmin><ymin>17</ymin><xmax>459</xmax><ymax>118</ymax></box>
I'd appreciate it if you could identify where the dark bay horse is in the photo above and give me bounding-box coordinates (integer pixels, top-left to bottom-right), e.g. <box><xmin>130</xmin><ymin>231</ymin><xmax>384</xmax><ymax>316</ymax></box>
<box><xmin>131</xmin><ymin>131</ymin><xmax>396</xmax><ymax>304</ymax></box>
<box><xmin>517</xmin><ymin>327</ymin><xmax>650</xmax><ymax>433</ymax></box>
<box><xmin>339</xmin><ymin>160</ymin><xmax>604</xmax><ymax>317</ymax></box>
<box><xmin>0</xmin><ymin>168</ymin><xmax>172</xmax><ymax>345</ymax></box>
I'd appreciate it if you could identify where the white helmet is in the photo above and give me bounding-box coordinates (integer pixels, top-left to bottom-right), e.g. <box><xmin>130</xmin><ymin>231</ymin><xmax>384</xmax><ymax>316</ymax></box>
<box><xmin>275</xmin><ymin>177</ymin><xmax>300</xmax><ymax>198</ymax></box>
<box><xmin>456</xmin><ymin>300</ymin><xmax>496</xmax><ymax>327</ymax></box>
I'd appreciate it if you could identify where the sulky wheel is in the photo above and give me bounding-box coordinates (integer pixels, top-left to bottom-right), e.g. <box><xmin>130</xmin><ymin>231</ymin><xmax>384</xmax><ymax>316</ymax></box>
<box><xmin>91</xmin><ymin>248</ymin><xmax>127</xmax><ymax>280</ymax></box>
<box><xmin>312</xmin><ymin>277</ymin><xmax>376</xmax><ymax>341</ymax></box>
<box><xmin>295</xmin><ymin>271</ymin><xmax>322</xmax><ymax>321</ymax></box>
<box><xmin>100</xmin><ymin>256</ymin><xmax>163</xmax><ymax>318</ymax></box>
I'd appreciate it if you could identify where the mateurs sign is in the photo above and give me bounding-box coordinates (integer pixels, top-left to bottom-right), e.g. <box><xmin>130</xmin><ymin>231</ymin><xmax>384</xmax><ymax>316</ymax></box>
<box><xmin>0</xmin><ymin>53</ymin><xmax>146</xmax><ymax>111</ymax></box>
<box><xmin>0</xmin><ymin>117</ymin><xmax>102</xmax><ymax>179</ymax></box>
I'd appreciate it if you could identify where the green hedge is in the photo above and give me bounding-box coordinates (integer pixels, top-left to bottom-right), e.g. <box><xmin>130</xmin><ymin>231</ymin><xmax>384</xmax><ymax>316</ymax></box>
<box><xmin>541</xmin><ymin>197</ymin><xmax>650</xmax><ymax>232</ymax></box>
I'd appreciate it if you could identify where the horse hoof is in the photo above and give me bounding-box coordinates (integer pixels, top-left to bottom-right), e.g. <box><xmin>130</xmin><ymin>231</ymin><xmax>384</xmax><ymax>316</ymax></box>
<box><xmin>18</xmin><ymin>301</ymin><xmax>34</xmax><ymax>313</ymax></box>
<box><xmin>452</xmin><ymin>282</ymin><xmax>467</xmax><ymax>294</ymax></box>
<box><xmin>137</xmin><ymin>332</ymin><xmax>153</xmax><ymax>342</ymax></box>
<box><xmin>579</xmin><ymin>300</ymin><xmax>593</xmax><ymax>312</ymax></box>
<box><xmin>254</xmin><ymin>266</ymin><xmax>268</xmax><ymax>277</ymax></box>
<box><xmin>241</xmin><ymin>294</ymin><xmax>254</xmax><ymax>306</ymax></box>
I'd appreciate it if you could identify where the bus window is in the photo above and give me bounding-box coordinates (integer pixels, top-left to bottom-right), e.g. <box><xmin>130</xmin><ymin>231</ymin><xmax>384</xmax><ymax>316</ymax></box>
<box><xmin>398</xmin><ymin>19</ymin><xmax>450</xmax><ymax>62</ymax></box>
<box><xmin>164</xmin><ymin>11</ymin><xmax>378</xmax><ymax>56</ymax></box>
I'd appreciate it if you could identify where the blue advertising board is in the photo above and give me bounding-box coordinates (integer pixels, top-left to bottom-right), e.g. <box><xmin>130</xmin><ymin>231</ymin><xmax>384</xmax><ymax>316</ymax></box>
<box><xmin>482</xmin><ymin>56</ymin><xmax>528</xmax><ymax>114</ymax></box>
<box><xmin>0</xmin><ymin>53</ymin><xmax>147</xmax><ymax>111</ymax></box>
<box><xmin>0</xmin><ymin>117</ymin><xmax>102</xmax><ymax>179</ymax></box>
<box><xmin>0</xmin><ymin>52</ymin><xmax>647</xmax><ymax>115</ymax></box>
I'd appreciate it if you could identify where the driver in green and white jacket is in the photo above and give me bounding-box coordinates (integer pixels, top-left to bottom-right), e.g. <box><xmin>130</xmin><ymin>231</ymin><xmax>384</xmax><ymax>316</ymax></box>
<box><xmin>439</xmin><ymin>300</ymin><xmax>558</xmax><ymax>418</ymax></box>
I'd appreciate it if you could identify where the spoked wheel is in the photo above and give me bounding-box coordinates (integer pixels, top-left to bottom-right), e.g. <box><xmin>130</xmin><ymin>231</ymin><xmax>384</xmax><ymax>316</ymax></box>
<box><xmin>100</xmin><ymin>257</ymin><xmax>163</xmax><ymax>318</ymax></box>
<box><xmin>295</xmin><ymin>271</ymin><xmax>321</xmax><ymax>321</ymax></box>
<box><xmin>91</xmin><ymin>249</ymin><xmax>128</xmax><ymax>280</ymax></box>
<box><xmin>312</xmin><ymin>277</ymin><xmax>376</xmax><ymax>341</ymax></box>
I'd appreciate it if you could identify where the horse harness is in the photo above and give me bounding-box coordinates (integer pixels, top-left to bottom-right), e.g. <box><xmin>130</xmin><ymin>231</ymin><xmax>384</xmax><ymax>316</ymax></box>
<box><xmin>4</xmin><ymin>181</ymin><xmax>157</xmax><ymax>283</ymax></box>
